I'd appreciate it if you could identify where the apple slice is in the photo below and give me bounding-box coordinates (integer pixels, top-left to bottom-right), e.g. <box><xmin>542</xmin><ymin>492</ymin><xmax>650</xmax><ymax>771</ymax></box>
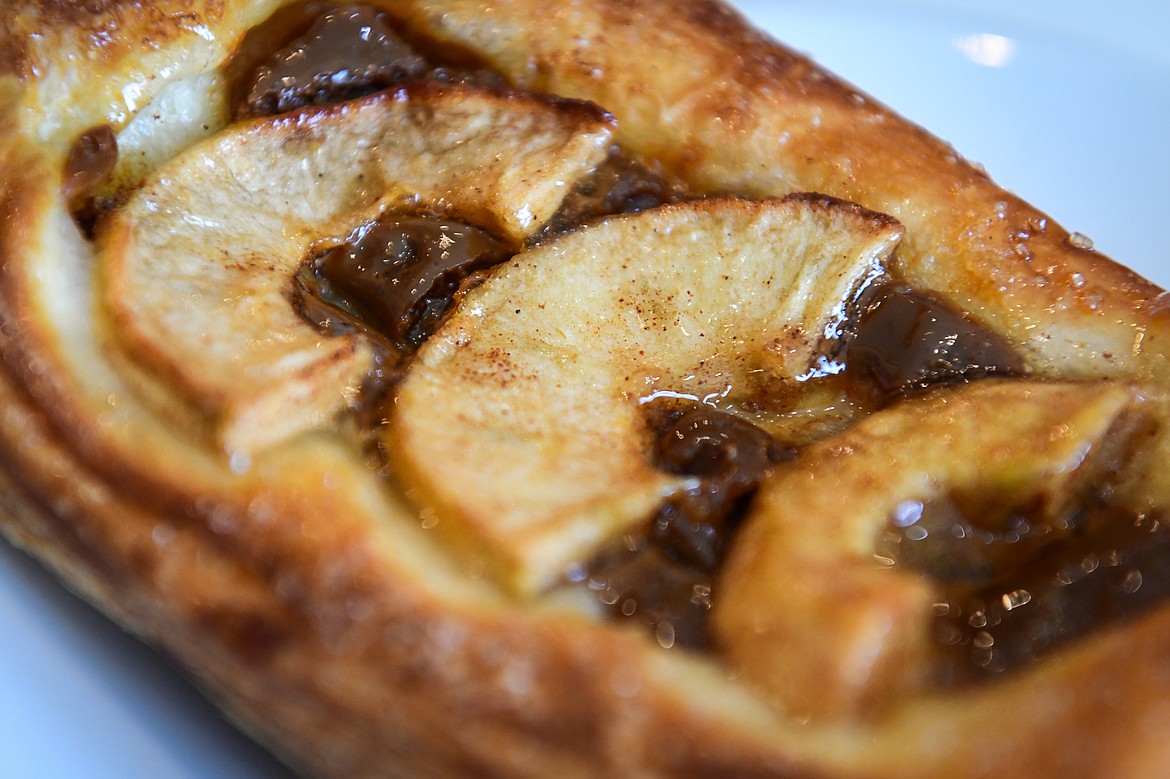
<box><xmin>100</xmin><ymin>83</ymin><xmax>614</xmax><ymax>456</ymax></box>
<box><xmin>714</xmin><ymin>379</ymin><xmax>1143</xmax><ymax>723</ymax></box>
<box><xmin>97</xmin><ymin>70</ymin><xmax>230</xmax><ymax>199</ymax></box>
<box><xmin>388</xmin><ymin>194</ymin><xmax>903</xmax><ymax>594</ymax></box>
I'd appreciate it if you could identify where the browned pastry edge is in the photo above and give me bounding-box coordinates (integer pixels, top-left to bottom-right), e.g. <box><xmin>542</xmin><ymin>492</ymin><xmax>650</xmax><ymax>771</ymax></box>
<box><xmin>3</xmin><ymin>1</ymin><xmax>1170</xmax><ymax>778</ymax></box>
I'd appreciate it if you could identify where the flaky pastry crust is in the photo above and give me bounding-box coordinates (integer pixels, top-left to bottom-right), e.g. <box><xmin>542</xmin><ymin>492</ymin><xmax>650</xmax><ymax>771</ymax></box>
<box><xmin>2</xmin><ymin>2</ymin><xmax>1170</xmax><ymax>778</ymax></box>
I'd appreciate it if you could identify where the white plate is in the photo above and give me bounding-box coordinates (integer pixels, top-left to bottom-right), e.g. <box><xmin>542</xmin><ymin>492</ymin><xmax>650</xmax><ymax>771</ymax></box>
<box><xmin>2</xmin><ymin>3</ymin><xmax>1167</xmax><ymax>778</ymax></box>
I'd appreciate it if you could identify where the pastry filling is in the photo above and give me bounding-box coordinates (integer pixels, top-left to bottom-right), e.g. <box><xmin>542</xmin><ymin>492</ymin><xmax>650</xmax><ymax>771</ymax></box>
<box><xmin>888</xmin><ymin>490</ymin><xmax>1170</xmax><ymax>685</ymax></box>
<box><xmin>583</xmin><ymin>405</ymin><xmax>796</xmax><ymax>649</ymax></box>
<box><xmin>586</xmin><ymin>284</ymin><xmax>1027</xmax><ymax>650</ymax></box>
<box><xmin>288</xmin><ymin>148</ymin><xmax>685</xmax><ymax>424</ymax></box>
<box><xmin>239</xmin><ymin>5</ymin><xmax>428</xmax><ymax>117</ymax></box>
<box><xmin>292</xmin><ymin>197</ymin><xmax>1029</xmax><ymax>654</ymax></box>
<box><xmin>293</xmin><ymin>216</ymin><xmax>510</xmax><ymax>368</ymax></box>
<box><xmin>306</xmin><ymin>214</ymin><xmax>1168</xmax><ymax>688</ymax></box>
<box><xmin>840</xmin><ymin>282</ymin><xmax>1026</xmax><ymax>408</ymax></box>
<box><xmin>63</xmin><ymin>125</ymin><xmax>118</xmax><ymax>201</ymax></box>
<box><xmin>541</xmin><ymin>152</ymin><xmax>688</xmax><ymax>235</ymax></box>
<box><xmin>230</xmin><ymin>1</ymin><xmax>506</xmax><ymax>118</ymax></box>
<box><xmin>64</xmin><ymin>125</ymin><xmax>119</xmax><ymax>232</ymax></box>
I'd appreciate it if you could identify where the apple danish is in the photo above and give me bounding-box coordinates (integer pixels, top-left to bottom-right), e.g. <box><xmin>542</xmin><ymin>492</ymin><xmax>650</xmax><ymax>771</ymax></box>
<box><xmin>2</xmin><ymin>2</ymin><xmax>1169</xmax><ymax>778</ymax></box>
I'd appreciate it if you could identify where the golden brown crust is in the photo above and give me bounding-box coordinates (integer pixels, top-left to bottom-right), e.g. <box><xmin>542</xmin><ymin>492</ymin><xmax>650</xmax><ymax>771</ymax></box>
<box><xmin>2</xmin><ymin>2</ymin><xmax>1170</xmax><ymax>778</ymax></box>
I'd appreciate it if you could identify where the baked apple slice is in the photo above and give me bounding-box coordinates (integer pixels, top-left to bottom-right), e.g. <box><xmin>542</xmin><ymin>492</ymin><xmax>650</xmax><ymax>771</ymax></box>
<box><xmin>95</xmin><ymin>71</ymin><xmax>230</xmax><ymax>201</ymax></box>
<box><xmin>389</xmin><ymin>194</ymin><xmax>903</xmax><ymax>594</ymax></box>
<box><xmin>99</xmin><ymin>83</ymin><xmax>613</xmax><ymax>456</ymax></box>
<box><xmin>715</xmin><ymin>378</ymin><xmax>1149</xmax><ymax>722</ymax></box>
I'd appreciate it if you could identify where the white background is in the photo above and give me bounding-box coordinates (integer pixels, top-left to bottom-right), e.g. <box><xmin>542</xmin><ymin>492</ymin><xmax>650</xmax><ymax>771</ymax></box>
<box><xmin>2</xmin><ymin>2</ymin><xmax>1167</xmax><ymax>777</ymax></box>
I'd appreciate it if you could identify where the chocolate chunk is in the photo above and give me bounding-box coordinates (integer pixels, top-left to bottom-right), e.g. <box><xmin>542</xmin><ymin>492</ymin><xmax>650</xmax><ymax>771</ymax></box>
<box><xmin>876</xmin><ymin>494</ymin><xmax>1062</xmax><ymax>586</ymax></box>
<box><xmin>544</xmin><ymin>151</ymin><xmax>686</xmax><ymax>234</ymax></box>
<box><xmin>586</xmin><ymin>407</ymin><xmax>790</xmax><ymax>650</ymax></box>
<box><xmin>652</xmin><ymin>407</ymin><xmax>792</xmax><ymax>572</ymax></box>
<box><xmin>843</xmin><ymin>283</ymin><xmax>1026</xmax><ymax>407</ymax></box>
<box><xmin>296</xmin><ymin>215</ymin><xmax>511</xmax><ymax>355</ymax></box>
<box><xmin>242</xmin><ymin>5</ymin><xmax>427</xmax><ymax>116</ymax></box>
<box><xmin>930</xmin><ymin>503</ymin><xmax>1170</xmax><ymax>685</ymax></box>
<box><xmin>585</xmin><ymin>544</ymin><xmax>714</xmax><ymax>651</ymax></box>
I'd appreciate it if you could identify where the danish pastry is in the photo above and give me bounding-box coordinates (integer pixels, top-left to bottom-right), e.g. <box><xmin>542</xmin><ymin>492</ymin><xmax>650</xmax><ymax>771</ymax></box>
<box><xmin>2</xmin><ymin>2</ymin><xmax>1169</xmax><ymax>778</ymax></box>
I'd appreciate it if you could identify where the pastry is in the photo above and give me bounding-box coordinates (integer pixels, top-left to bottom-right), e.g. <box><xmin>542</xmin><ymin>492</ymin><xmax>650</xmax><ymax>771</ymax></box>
<box><xmin>2</xmin><ymin>2</ymin><xmax>1169</xmax><ymax>778</ymax></box>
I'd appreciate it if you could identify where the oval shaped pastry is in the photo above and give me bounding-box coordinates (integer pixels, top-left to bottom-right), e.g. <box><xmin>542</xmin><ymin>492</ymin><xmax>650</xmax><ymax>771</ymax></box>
<box><xmin>2</xmin><ymin>2</ymin><xmax>1170</xmax><ymax>779</ymax></box>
